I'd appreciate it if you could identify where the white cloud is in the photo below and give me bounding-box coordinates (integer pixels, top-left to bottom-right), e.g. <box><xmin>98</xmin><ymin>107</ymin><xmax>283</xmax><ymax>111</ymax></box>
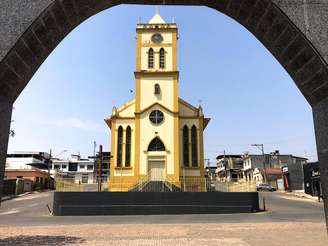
<box><xmin>34</xmin><ymin>117</ymin><xmax>107</xmax><ymax>133</ymax></box>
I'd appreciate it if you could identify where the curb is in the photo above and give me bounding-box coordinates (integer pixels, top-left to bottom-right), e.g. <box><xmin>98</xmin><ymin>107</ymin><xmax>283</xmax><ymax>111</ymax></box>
<box><xmin>282</xmin><ymin>191</ymin><xmax>321</xmax><ymax>202</ymax></box>
<box><xmin>1</xmin><ymin>190</ymin><xmax>49</xmax><ymax>202</ymax></box>
<box><xmin>1</xmin><ymin>192</ymin><xmax>31</xmax><ymax>202</ymax></box>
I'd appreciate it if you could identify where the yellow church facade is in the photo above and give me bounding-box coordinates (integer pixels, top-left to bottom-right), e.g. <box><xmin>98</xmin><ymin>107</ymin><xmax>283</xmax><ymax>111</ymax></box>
<box><xmin>105</xmin><ymin>13</ymin><xmax>210</xmax><ymax>191</ymax></box>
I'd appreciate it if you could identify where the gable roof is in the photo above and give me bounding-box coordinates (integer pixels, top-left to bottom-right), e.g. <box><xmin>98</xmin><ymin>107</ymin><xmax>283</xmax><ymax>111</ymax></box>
<box><xmin>117</xmin><ymin>98</ymin><xmax>135</xmax><ymax>113</ymax></box>
<box><xmin>179</xmin><ymin>98</ymin><xmax>199</xmax><ymax>113</ymax></box>
<box><xmin>136</xmin><ymin>102</ymin><xmax>177</xmax><ymax>116</ymax></box>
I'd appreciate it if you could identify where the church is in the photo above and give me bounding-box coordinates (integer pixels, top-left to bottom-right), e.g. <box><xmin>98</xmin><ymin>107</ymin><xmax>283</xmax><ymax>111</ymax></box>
<box><xmin>105</xmin><ymin>12</ymin><xmax>210</xmax><ymax>191</ymax></box>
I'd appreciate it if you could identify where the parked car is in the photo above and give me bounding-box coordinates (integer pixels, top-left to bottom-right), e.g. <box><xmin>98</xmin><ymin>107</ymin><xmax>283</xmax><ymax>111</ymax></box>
<box><xmin>256</xmin><ymin>183</ymin><xmax>276</xmax><ymax>192</ymax></box>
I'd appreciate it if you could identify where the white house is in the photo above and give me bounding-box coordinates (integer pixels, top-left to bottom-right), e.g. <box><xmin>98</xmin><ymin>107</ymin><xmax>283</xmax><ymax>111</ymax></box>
<box><xmin>51</xmin><ymin>154</ymin><xmax>95</xmax><ymax>184</ymax></box>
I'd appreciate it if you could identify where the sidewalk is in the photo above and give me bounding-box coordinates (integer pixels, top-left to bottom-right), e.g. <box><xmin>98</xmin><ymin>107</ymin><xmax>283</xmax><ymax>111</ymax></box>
<box><xmin>1</xmin><ymin>192</ymin><xmax>33</xmax><ymax>202</ymax></box>
<box><xmin>279</xmin><ymin>190</ymin><xmax>322</xmax><ymax>203</ymax></box>
<box><xmin>1</xmin><ymin>190</ymin><xmax>50</xmax><ymax>202</ymax></box>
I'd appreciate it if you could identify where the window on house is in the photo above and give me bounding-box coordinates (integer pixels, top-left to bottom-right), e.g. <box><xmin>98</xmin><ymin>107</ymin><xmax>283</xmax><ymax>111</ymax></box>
<box><xmin>125</xmin><ymin>126</ymin><xmax>131</xmax><ymax>167</ymax></box>
<box><xmin>148</xmin><ymin>48</ymin><xmax>154</xmax><ymax>68</ymax></box>
<box><xmin>159</xmin><ymin>48</ymin><xmax>165</xmax><ymax>68</ymax></box>
<box><xmin>68</xmin><ymin>163</ymin><xmax>78</xmax><ymax>172</ymax></box>
<box><xmin>117</xmin><ymin>126</ymin><xmax>123</xmax><ymax>167</ymax></box>
<box><xmin>54</xmin><ymin>165</ymin><xmax>60</xmax><ymax>170</ymax></box>
<box><xmin>148</xmin><ymin>137</ymin><xmax>165</xmax><ymax>151</ymax></box>
<box><xmin>62</xmin><ymin>165</ymin><xmax>67</xmax><ymax>169</ymax></box>
<box><xmin>183</xmin><ymin>125</ymin><xmax>189</xmax><ymax>167</ymax></box>
<box><xmin>80</xmin><ymin>165</ymin><xmax>85</xmax><ymax>169</ymax></box>
<box><xmin>82</xmin><ymin>174</ymin><xmax>88</xmax><ymax>184</ymax></box>
<box><xmin>87</xmin><ymin>165</ymin><xmax>93</xmax><ymax>170</ymax></box>
<box><xmin>191</xmin><ymin>125</ymin><xmax>198</xmax><ymax>167</ymax></box>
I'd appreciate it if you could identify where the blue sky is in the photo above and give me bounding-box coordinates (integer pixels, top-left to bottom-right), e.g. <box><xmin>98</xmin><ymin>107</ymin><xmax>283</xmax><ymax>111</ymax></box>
<box><xmin>8</xmin><ymin>5</ymin><xmax>317</xmax><ymax>163</ymax></box>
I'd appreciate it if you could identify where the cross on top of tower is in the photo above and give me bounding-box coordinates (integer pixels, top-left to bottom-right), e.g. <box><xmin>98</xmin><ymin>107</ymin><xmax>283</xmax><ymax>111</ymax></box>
<box><xmin>149</xmin><ymin>7</ymin><xmax>166</xmax><ymax>24</ymax></box>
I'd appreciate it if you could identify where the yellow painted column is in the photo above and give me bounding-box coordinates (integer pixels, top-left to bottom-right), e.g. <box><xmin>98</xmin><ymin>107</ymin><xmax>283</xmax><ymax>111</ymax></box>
<box><xmin>173</xmin><ymin>74</ymin><xmax>180</xmax><ymax>182</ymax></box>
<box><xmin>109</xmin><ymin>121</ymin><xmax>116</xmax><ymax>190</ymax></box>
<box><xmin>136</xmin><ymin>31</ymin><xmax>142</xmax><ymax>72</ymax></box>
<box><xmin>134</xmin><ymin>115</ymin><xmax>140</xmax><ymax>178</ymax></box>
<box><xmin>173</xmin><ymin>115</ymin><xmax>180</xmax><ymax>182</ymax></box>
<box><xmin>134</xmin><ymin>24</ymin><xmax>141</xmax><ymax>179</ymax></box>
<box><xmin>172</xmin><ymin>29</ymin><xmax>177</xmax><ymax>71</ymax></box>
<box><xmin>199</xmin><ymin>117</ymin><xmax>205</xmax><ymax>178</ymax></box>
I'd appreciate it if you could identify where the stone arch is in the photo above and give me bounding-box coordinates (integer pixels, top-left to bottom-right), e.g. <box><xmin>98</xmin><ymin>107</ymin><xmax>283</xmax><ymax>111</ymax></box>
<box><xmin>0</xmin><ymin>1</ymin><xmax>327</xmax><ymax>105</ymax></box>
<box><xmin>0</xmin><ymin>0</ymin><xmax>328</xmax><ymax>226</ymax></box>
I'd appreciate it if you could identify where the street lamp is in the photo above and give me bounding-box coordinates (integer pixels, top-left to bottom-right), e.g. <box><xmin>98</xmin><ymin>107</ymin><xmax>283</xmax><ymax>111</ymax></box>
<box><xmin>251</xmin><ymin>144</ymin><xmax>268</xmax><ymax>184</ymax></box>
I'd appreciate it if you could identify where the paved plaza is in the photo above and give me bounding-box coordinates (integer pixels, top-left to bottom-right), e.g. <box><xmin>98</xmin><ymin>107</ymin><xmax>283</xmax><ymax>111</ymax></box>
<box><xmin>0</xmin><ymin>191</ymin><xmax>327</xmax><ymax>245</ymax></box>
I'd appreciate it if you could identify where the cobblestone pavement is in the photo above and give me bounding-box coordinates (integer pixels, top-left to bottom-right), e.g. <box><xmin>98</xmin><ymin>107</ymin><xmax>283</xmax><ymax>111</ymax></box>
<box><xmin>0</xmin><ymin>223</ymin><xmax>327</xmax><ymax>246</ymax></box>
<box><xmin>0</xmin><ymin>192</ymin><xmax>327</xmax><ymax>245</ymax></box>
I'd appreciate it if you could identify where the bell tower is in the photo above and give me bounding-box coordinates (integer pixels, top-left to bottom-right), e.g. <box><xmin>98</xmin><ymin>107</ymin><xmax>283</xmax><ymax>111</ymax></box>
<box><xmin>134</xmin><ymin>12</ymin><xmax>180</xmax><ymax>182</ymax></box>
<box><xmin>134</xmin><ymin>12</ymin><xmax>179</xmax><ymax>113</ymax></box>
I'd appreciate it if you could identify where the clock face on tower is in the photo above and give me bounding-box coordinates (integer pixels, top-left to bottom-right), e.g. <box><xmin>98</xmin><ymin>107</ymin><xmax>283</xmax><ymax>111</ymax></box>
<box><xmin>151</xmin><ymin>33</ymin><xmax>163</xmax><ymax>44</ymax></box>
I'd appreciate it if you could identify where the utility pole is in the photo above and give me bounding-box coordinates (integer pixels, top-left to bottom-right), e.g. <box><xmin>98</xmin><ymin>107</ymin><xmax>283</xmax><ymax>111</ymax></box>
<box><xmin>223</xmin><ymin>150</ymin><xmax>227</xmax><ymax>181</ymax></box>
<box><xmin>47</xmin><ymin>149</ymin><xmax>52</xmax><ymax>189</ymax></box>
<box><xmin>204</xmin><ymin>158</ymin><xmax>210</xmax><ymax>177</ymax></box>
<box><xmin>251</xmin><ymin>144</ymin><xmax>268</xmax><ymax>184</ymax></box>
<box><xmin>204</xmin><ymin>158</ymin><xmax>210</xmax><ymax>191</ymax></box>
<box><xmin>98</xmin><ymin>145</ymin><xmax>103</xmax><ymax>192</ymax></box>
<box><xmin>93</xmin><ymin>141</ymin><xmax>97</xmax><ymax>184</ymax></box>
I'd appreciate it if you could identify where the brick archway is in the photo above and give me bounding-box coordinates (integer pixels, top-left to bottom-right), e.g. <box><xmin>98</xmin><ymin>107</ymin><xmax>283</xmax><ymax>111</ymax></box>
<box><xmin>0</xmin><ymin>0</ymin><xmax>328</xmax><ymax>228</ymax></box>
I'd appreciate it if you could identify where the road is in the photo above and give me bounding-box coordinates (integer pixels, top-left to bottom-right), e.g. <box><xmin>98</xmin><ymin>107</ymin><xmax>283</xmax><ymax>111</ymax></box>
<box><xmin>0</xmin><ymin>191</ymin><xmax>327</xmax><ymax>246</ymax></box>
<box><xmin>0</xmin><ymin>191</ymin><xmax>325</xmax><ymax>226</ymax></box>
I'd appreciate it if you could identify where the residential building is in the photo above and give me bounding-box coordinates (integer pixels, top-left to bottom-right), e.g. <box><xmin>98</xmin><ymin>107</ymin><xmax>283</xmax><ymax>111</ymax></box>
<box><xmin>242</xmin><ymin>151</ymin><xmax>307</xmax><ymax>190</ymax></box>
<box><xmin>6</xmin><ymin>151</ymin><xmax>50</xmax><ymax>170</ymax></box>
<box><xmin>5</xmin><ymin>169</ymin><xmax>50</xmax><ymax>190</ymax></box>
<box><xmin>252</xmin><ymin>168</ymin><xmax>283</xmax><ymax>189</ymax></box>
<box><xmin>105</xmin><ymin>12</ymin><xmax>210</xmax><ymax>191</ymax></box>
<box><xmin>216</xmin><ymin>155</ymin><xmax>244</xmax><ymax>182</ymax></box>
<box><xmin>303</xmin><ymin>162</ymin><xmax>321</xmax><ymax>197</ymax></box>
<box><xmin>51</xmin><ymin>154</ymin><xmax>95</xmax><ymax>184</ymax></box>
<box><xmin>5</xmin><ymin>151</ymin><xmax>51</xmax><ymax>189</ymax></box>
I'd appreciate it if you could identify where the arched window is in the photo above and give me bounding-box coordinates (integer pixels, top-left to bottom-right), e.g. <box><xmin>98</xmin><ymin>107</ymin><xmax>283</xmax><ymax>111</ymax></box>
<box><xmin>183</xmin><ymin>125</ymin><xmax>189</xmax><ymax>167</ymax></box>
<box><xmin>125</xmin><ymin>126</ymin><xmax>131</xmax><ymax>167</ymax></box>
<box><xmin>159</xmin><ymin>48</ymin><xmax>165</xmax><ymax>69</ymax></box>
<box><xmin>154</xmin><ymin>83</ymin><xmax>161</xmax><ymax>95</ymax></box>
<box><xmin>148</xmin><ymin>137</ymin><xmax>165</xmax><ymax>151</ymax></box>
<box><xmin>117</xmin><ymin>126</ymin><xmax>123</xmax><ymax>167</ymax></box>
<box><xmin>191</xmin><ymin>125</ymin><xmax>198</xmax><ymax>167</ymax></box>
<box><xmin>148</xmin><ymin>48</ymin><xmax>154</xmax><ymax>68</ymax></box>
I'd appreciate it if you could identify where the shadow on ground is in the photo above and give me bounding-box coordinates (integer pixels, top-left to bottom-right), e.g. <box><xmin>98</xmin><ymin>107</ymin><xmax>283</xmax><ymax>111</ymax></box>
<box><xmin>0</xmin><ymin>235</ymin><xmax>85</xmax><ymax>245</ymax></box>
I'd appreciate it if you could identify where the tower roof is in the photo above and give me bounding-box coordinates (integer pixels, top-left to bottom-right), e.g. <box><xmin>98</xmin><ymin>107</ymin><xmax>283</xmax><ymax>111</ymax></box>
<box><xmin>149</xmin><ymin>13</ymin><xmax>166</xmax><ymax>24</ymax></box>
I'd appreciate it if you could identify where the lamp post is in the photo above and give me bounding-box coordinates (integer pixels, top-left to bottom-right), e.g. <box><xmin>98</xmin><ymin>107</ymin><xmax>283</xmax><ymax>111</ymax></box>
<box><xmin>251</xmin><ymin>144</ymin><xmax>268</xmax><ymax>184</ymax></box>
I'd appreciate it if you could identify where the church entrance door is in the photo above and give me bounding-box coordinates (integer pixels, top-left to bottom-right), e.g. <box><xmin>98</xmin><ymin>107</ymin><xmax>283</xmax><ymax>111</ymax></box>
<box><xmin>148</xmin><ymin>161</ymin><xmax>165</xmax><ymax>181</ymax></box>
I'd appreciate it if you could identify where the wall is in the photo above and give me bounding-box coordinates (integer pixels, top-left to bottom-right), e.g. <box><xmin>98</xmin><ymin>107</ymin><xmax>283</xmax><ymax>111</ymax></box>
<box><xmin>139</xmin><ymin>107</ymin><xmax>174</xmax><ymax>175</ymax></box>
<box><xmin>140</xmin><ymin>76</ymin><xmax>175</xmax><ymax>111</ymax></box>
<box><xmin>53</xmin><ymin>191</ymin><xmax>260</xmax><ymax>216</ymax></box>
<box><xmin>140</xmin><ymin>30</ymin><xmax>174</xmax><ymax>71</ymax></box>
